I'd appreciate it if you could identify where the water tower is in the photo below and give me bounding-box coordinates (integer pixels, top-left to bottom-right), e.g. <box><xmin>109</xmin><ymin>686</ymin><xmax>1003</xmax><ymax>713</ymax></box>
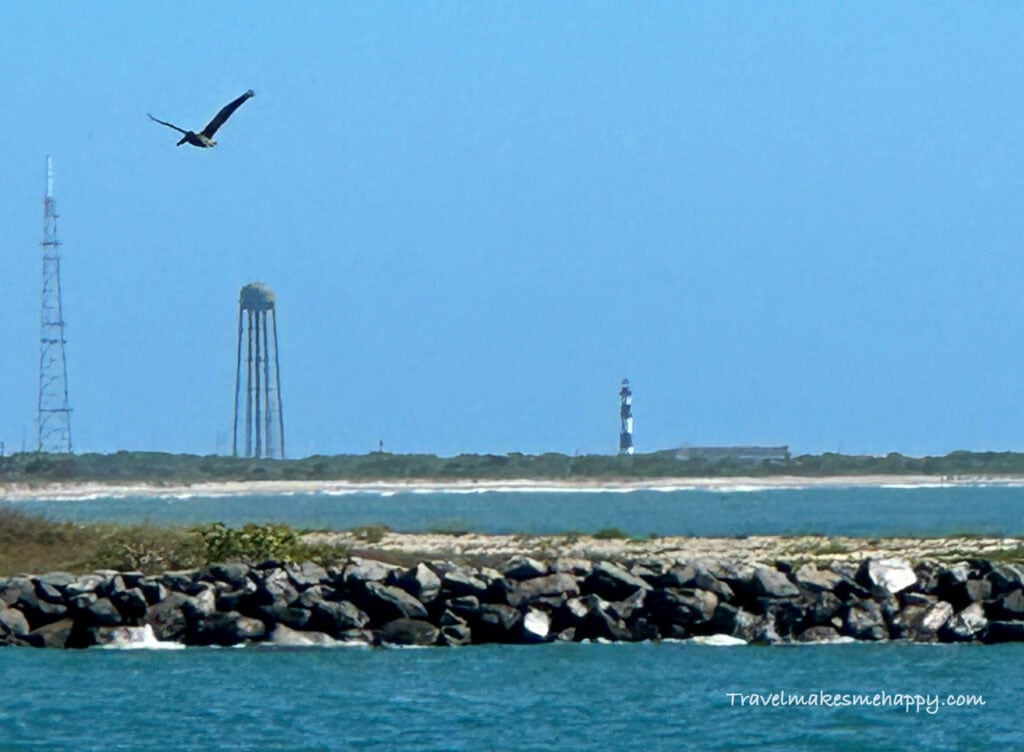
<box><xmin>232</xmin><ymin>283</ymin><xmax>285</xmax><ymax>459</ymax></box>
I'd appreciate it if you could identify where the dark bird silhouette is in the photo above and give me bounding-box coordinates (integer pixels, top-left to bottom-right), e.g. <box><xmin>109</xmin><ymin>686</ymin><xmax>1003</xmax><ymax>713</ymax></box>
<box><xmin>148</xmin><ymin>90</ymin><xmax>254</xmax><ymax>148</ymax></box>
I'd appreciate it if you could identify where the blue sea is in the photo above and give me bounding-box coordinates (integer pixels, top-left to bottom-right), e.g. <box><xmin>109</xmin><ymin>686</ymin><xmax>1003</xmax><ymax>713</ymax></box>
<box><xmin>2</xmin><ymin>485</ymin><xmax>1022</xmax><ymax>751</ymax></box>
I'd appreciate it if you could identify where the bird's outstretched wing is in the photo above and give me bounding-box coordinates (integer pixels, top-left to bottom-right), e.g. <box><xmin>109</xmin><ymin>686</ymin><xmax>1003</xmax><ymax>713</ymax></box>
<box><xmin>148</xmin><ymin>113</ymin><xmax>189</xmax><ymax>135</ymax></box>
<box><xmin>201</xmin><ymin>90</ymin><xmax>254</xmax><ymax>138</ymax></box>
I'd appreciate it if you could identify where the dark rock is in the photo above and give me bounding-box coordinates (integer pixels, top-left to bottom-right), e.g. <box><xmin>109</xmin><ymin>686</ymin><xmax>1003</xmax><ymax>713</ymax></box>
<box><xmin>551</xmin><ymin>558</ymin><xmax>592</xmax><ymax>577</ymax></box>
<box><xmin>609</xmin><ymin>589</ymin><xmax>647</xmax><ymax>623</ymax></box>
<box><xmin>64</xmin><ymin>574</ymin><xmax>104</xmax><ymax>597</ymax></box>
<box><xmin>189</xmin><ymin>611</ymin><xmax>266</xmax><ymax>646</ymax></box>
<box><xmin>137</xmin><ymin>578</ymin><xmax>168</xmax><ymax>606</ymax></box>
<box><xmin>295</xmin><ymin>584</ymin><xmax>337</xmax><ymax>610</ymax></box>
<box><xmin>941</xmin><ymin>603</ymin><xmax>987</xmax><ymax>642</ymax></box>
<box><xmin>503</xmin><ymin>557</ymin><xmax>549</xmax><ymax>580</ymax></box>
<box><xmin>796</xmin><ymin>626</ymin><xmax>843</xmax><ymax>643</ymax></box>
<box><xmin>68</xmin><ymin>593</ymin><xmax>97</xmax><ymax>613</ymax></box>
<box><xmin>112</xmin><ymin>588</ymin><xmax>149</xmax><ymax>624</ymax></box>
<box><xmin>15</xmin><ymin>587</ymin><xmax>68</xmax><ymax>629</ymax></box>
<box><xmin>344</xmin><ymin>558</ymin><xmax>401</xmax><ymax>586</ymax></box>
<box><xmin>761</xmin><ymin>599</ymin><xmax>807</xmax><ymax>639</ymax></box>
<box><xmin>567</xmin><ymin>594</ymin><xmax>632</xmax><ymax>642</ymax></box>
<box><xmin>805</xmin><ymin>591</ymin><xmax>843</xmax><ymax>626</ymax></box>
<box><xmin>752</xmin><ymin>567</ymin><xmax>799</xmax><ymax>599</ymax></box>
<box><xmin>38</xmin><ymin>572</ymin><xmax>75</xmax><ymax>590</ymax></box>
<box><xmin>793</xmin><ymin>564</ymin><xmax>844</xmax><ymax>593</ymax></box>
<box><xmin>217</xmin><ymin>581</ymin><xmax>259</xmax><ymax>613</ymax></box>
<box><xmin>507</xmin><ymin>573</ymin><xmax>580</xmax><ymax>608</ymax></box>
<box><xmin>395</xmin><ymin>563</ymin><xmax>442</xmax><ymax>604</ymax></box>
<box><xmin>287</xmin><ymin>562</ymin><xmax>329</xmax><ymax>589</ymax></box>
<box><xmin>475</xmin><ymin>604</ymin><xmax>523</xmax><ymax>642</ymax></box>
<box><xmin>255</xmin><ymin>569</ymin><xmax>300</xmax><ymax>609</ymax></box>
<box><xmin>34</xmin><ymin>580</ymin><xmax>64</xmax><ymax>605</ymax></box>
<box><xmin>646</xmin><ymin>588</ymin><xmax>718</xmax><ymax>628</ymax></box>
<box><xmin>256</xmin><ymin>604</ymin><xmax>313</xmax><ymax>630</ymax></box>
<box><xmin>984</xmin><ymin>621</ymin><xmax>1024</xmax><ymax>643</ymax></box>
<box><xmin>0</xmin><ymin>577</ymin><xmax>33</xmax><ymax>607</ymax></box>
<box><xmin>311</xmin><ymin>600</ymin><xmax>370</xmax><ymax>635</ymax></box>
<box><xmin>356</xmin><ymin>582</ymin><xmax>428</xmax><ymax>623</ymax></box>
<box><xmin>380</xmin><ymin>618</ymin><xmax>439</xmax><ymax>646</ymax></box>
<box><xmin>181</xmin><ymin>586</ymin><xmax>217</xmax><ymax>622</ymax></box>
<box><xmin>442</xmin><ymin>569</ymin><xmax>490</xmax><ymax>599</ymax></box>
<box><xmin>96</xmin><ymin>575</ymin><xmax>128</xmax><ymax>599</ymax></box>
<box><xmin>448</xmin><ymin>595</ymin><xmax>481</xmax><ymax>621</ymax></box>
<box><xmin>900</xmin><ymin>592</ymin><xmax>936</xmax><ymax>608</ymax></box>
<box><xmin>583</xmin><ymin>561</ymin><xmax>652</xmax><ymax>602</ymax></box>
<box><xmin>440</xmin><ymin>623</ymin><xmax>472</xmax><ymax>646</ymax></box>
<box><xmin>843</xmin><ymin>600</ymin><xmax>888</xmax><ymax>641</ymax></box>
<box><xmin>893</xmin><ymin>601</ymin><xmax>953</xmax><ymax>641</ymax></box>
<box><xmin>204</xmin><ymin>563</ymin><xmax>252</xmax><ymax>590</ymax></box>
<box><xmin>84</xmin><ymin>598</ymin><xmax>123</xmax><ymax>627</ymax></box>
<box><xmin>25</xmin><ymin>617</ymin><xmax>75</xmax><ymax>649</ymax></box>
<box><xmin>159</xmin><ymin>571</ymin><xmax>195</xmax><ymax>593</ymax></box>
<box><xmin>0</xmin><ymin>607</ymin><xmax>29</xmax><ymax>637</ymax></box>
<box><xmin>439</xmin><ymin>609</ymin><xmax>465</xmax><ymax>627</ymax></box>
<box><xmin>146</xmin><ymin>593</ymin><xmax>192</xmax><ymax>642</ymax></box>
<box><xmin>987</xmin><ymin>564</ymin><xmax>1024</xmax><ymax>596</ymax></box>
<box><xmin>985</xmin><ymin>589</ymin><xmax>1024</xmax><ymax>621</ymax></box>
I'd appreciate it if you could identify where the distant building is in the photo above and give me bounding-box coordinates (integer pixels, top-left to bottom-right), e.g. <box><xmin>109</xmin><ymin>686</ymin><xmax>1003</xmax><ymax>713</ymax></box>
<box><xmin>676</xmin><ymin>445</ymin><xmax>790</xmax><ymax>465</ymax></box>
<box><xmin>619</xmin><ymin>379</ymin><xmax>634</xmax><ymax>455</ymax></box>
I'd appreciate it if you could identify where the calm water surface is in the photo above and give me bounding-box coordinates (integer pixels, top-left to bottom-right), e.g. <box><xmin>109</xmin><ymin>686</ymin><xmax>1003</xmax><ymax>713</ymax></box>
<box><xmin>0</xmin><ymin>641</ymin><xmax>1018</xmax><ymax>751</ymax></box>
<box><xmin>5</xmin><ymin>485</ymin><xmax>1024</xmax><ymax>536</ymax></box>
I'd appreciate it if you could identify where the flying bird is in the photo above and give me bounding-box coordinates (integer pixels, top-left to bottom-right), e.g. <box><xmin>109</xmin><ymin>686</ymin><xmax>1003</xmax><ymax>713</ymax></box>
<box><xmin>148</xmin><ymin>90</ymin><xmax>254</xmax><ymax>148</ymax></box>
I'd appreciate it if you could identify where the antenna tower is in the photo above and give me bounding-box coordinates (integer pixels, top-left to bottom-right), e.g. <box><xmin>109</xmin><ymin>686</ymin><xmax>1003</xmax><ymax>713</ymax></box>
<box><xmin>37</xmin><ymin>156</ymin><xmax>73</xmax><ymax>453</ymax></box>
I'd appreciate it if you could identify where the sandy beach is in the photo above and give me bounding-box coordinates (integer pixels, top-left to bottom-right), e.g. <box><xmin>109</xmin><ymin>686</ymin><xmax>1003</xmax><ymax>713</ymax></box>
<box><xmin>2</xmin><ymin>473</ymin><xmax>1024</xmax><ymax>502</ymax></box>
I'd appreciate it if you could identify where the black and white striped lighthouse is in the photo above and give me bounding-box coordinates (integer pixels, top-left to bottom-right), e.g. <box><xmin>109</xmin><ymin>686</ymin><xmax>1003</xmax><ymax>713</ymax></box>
<box><xmin>619</xmin><ymin>378</ymin><xmax>634</xmax><ymax>455</ymax></box>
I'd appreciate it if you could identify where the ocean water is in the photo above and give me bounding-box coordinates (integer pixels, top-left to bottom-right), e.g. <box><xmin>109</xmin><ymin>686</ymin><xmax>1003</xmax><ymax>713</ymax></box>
<box><xmin>5</xmin><ymin>484</ymin><xmax>1024</xmax><ymax>537</ymax></box>
<box><xmin>0</xmin><ymin>640</ymin><xmax>1018</xmax><ymax>751</ymax></box>
<box><xmin>3</xmin><ymin>486</ymin><xmax>1022</xmax><ymax>750</ymax></box>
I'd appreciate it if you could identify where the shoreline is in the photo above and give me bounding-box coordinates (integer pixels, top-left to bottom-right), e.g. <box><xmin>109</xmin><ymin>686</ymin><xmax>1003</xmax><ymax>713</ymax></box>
<box><xmin>3</xmin><ymin>473</ymin><xmax>1024</xmax><ymax>502</ymax></box>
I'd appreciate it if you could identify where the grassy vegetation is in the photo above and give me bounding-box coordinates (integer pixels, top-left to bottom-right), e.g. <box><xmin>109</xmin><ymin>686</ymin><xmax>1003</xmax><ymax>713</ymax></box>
<box><xmin>4</xmin><ymin>448</ymin><xmax>1024</xmax><ymax>487</ymax></box>
<box><xmin>0</xmin><ymin>508</ymin><xmax>346</xmax><ymax>576</ymax></box>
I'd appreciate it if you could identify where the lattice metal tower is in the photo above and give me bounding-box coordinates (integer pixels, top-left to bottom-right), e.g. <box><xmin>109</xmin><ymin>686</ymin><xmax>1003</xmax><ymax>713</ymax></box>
<box><xmin>619</xmin><ymin>378</ymin><xmax>634</xmax><ymax>455</ymax></box>
<box><xmin>232</xmin><ymin>283</ymin><xmax>285</xmax><ymax>459</ymax></box>
<box><xmin>37</xmin><ymin>156</ymin><xmax>73</xmax><ymax>453</ymax></box>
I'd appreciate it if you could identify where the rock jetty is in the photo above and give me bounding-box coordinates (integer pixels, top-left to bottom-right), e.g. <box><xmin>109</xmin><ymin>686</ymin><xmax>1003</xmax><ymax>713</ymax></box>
<box><xmin>2</xmin><ymin>555</ymin><xmax>1023</xmax><ymax>648</ymax></box>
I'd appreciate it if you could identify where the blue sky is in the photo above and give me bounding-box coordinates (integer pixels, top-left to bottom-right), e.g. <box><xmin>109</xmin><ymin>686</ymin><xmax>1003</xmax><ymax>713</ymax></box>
<box><xmin>2</xmin><ymin>3</ymin><xmax>1024</xmax><ymax>458</ymax></box>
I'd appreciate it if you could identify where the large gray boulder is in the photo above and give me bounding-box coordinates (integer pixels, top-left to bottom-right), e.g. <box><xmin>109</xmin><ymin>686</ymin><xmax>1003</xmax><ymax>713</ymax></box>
<box><xmin>752</xmin><ymin>567</ymin><xmax>800</xmax><ymax>599</ymax></box>
<box><xmin>343</xmin><ymin>558</ymin><xmax>402</xmax><ymax>586</ymax></box>
<box><xmin>267</xmin><ymin>623</ymin><xmax>338</xmax><ymax>647</ymax></box>
<box><xmin>0</xmin><ymin>607</ymin><xmax>30</xmax><ymax>637</ymax></box>
<box><xmin>286</xmin><ymin>562</ymin><xmax>329</xmax><ymax>589</ymax></box>
<box><xmin>356</xmin><ymin>582</ymin><xmax>428</xmax><ymax>623</ymax></box>
<box><xmin>843</xmin><ymin>600</ymin><xmax>888</xmax><ymax>640</ymax></box>
<box><xmin>503</xmin><ymin>557</ymin><xmax>549</xmax><ymax>581</ymax></box>
<box><xmin>189</xmin><ymin>611</ymin><xmax>266</xmax><ymax>646</ymax></box>
<box><xmin>583</xmin><ymin>561</ymin><xmax>652</xmax><ymax>602</ymax></box>
<box><xmin>857</xmin><ymin>558</ymin><xmax>918</xmax><ymax>595</ymax></box>
<box><xmin>84</xmin><ymin>598</ymin><xmax>124</xmax><ymax>627</ymax></box>
<box><xmin>145</xmin><ymin>593</ymin><xmax>193</xmax><ymax>642</ymax></box>
<box><xmin>893</xmin><ymin>601</ymin><xmax>953</xmax><ymax>641</ymax></box>
<box><xmin>475</xmin><ymin>604</ymin><xmax>523</xmax><ymax>642</ymax></box>
<box><xmin>942</xmin><ymin>603</ymin><xmax>988</xmax><ymax>642</ymax></box>
<box><xmin>442</xmin><ymin>569</ymin><xmax>490</xmax><ymax>599</ymax></box>
<box><xmin>25</xmin><ymin>617</ymin><xmax>76</xmax><ymax>649</ymax></box>
<box><xmin>311</xmin><ymin>600</ymin><xmax>370</xmax><ymax>635</ymax></box>
<box><xmin>255</xmin><ymin>569</ymin><xmax>300</xmax><ymax>609</ymax></box>
<box><xmin>203</xmin><ymin>563</ymin><xmax>252</xmax><ymax>590</ymax></box>
<box><xmin>987</xmin><ymin>564</ymin><xmax>1024</xmax><ymax>596</ymax></box>
<box><xmin>507</xmin><ymin>572</ymin><xmax>580</xmax><ymax>608</ymax></box>
<box><xmin>379</xmin><ymin>618</ymin><xmax>439</xmax><ymax>646</ymax></box>
<box><xmin>440</xmin><ymin>623</ymin><xmax>472</xmax><ymax>646</ymax></box>
<box><xmin>112</xmin><ymin>588</ymin><xmax>149</xmax><ymax>624</ymax></box>
<box><xmin>986</xmin><ymin>589</ymin><xmax>1024</xmax><ymax>621</ymax></box>
<box><xmin>646</xmin><ymin>588</ymin><xmax>718</xmax><ymax>628</ymax></box>
<box><xmin>793</xmin><ymin>564</ymin><xmax>844</xmax><ymax>593</ymax></box>
<box><xmin>395</xmin><ymin>564</ymin><xmax>442</xmax><ymax>604</ymax></box>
